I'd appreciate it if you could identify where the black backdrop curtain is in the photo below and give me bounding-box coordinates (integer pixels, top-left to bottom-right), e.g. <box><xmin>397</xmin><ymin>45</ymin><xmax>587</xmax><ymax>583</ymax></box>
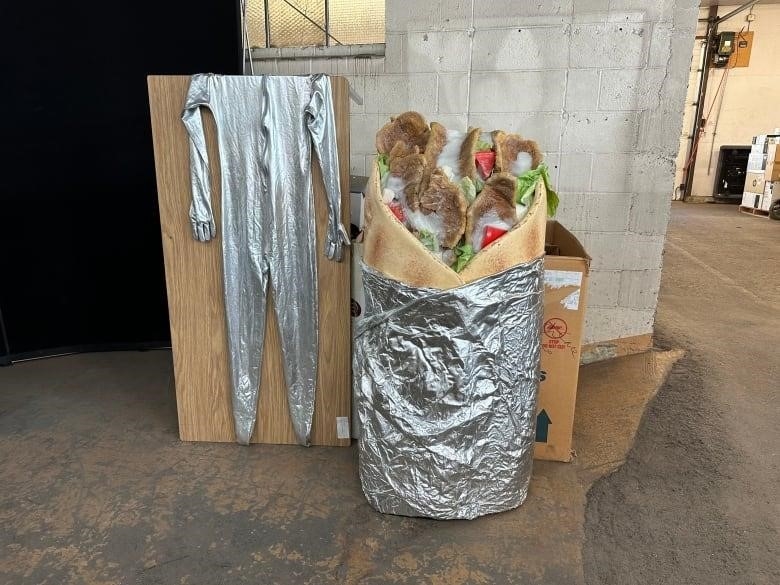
<box><xmin>0</xmin><ymin>1</ymin><xmax>242</xmax><ymax>362</ymax></box>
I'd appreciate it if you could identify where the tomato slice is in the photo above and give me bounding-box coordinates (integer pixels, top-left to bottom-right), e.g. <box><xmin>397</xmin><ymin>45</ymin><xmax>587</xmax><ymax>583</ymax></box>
<box><xmin>475</xmin><ymin>151</ymin><xmax>496</xmax><ymax>179</ymax></box>
<box><xmin>483</xmin><ymin>225</ymin><xmax>508</xmax><ymax>248</ymax></box>
<box><xmin>388</xmin><ymin>201</ymin><xmax>405</xmax><ymax>223</ymax></box>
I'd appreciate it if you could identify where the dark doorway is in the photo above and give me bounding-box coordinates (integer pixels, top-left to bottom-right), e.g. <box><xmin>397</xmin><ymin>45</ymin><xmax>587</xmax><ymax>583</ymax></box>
<box><xmin>0</xmin><ymin>1</ymin><xmax>241</xmax><ymax>362</ymax></box>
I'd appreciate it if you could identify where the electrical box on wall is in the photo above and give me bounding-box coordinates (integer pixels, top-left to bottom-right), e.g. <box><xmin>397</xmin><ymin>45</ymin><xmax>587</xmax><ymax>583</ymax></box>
<box><xmin>729</xmin><ymin>31</ymin><xmax>753</xmax><ymax>68</ymax></box>
<box><xmin>712</xmin><ymin>32</ymin><xmax>735</xmax><ymax>67</ymax></box>
<box><xmin>712</xmin><ymin>30</ymin><xmax>753</xmax><ymax>68</ymax></box>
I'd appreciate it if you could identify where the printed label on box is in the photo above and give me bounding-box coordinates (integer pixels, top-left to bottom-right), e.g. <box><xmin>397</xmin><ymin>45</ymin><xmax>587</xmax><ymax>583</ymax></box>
<box><xmin>544</xmin><ymin>270</ymin><xmax>583</xmax><ymax>289</ymax></box>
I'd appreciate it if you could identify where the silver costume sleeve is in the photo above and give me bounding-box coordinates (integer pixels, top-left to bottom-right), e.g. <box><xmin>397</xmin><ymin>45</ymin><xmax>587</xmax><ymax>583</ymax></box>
<box><xmin>306</xmin><ymin>74</ymin><xmax>350</xmax><ymax>262</ymax></box>
<box><xmin>182</xmin><ymin>74</ymin><xmax>217</xmax><ymax>243</ymax></box>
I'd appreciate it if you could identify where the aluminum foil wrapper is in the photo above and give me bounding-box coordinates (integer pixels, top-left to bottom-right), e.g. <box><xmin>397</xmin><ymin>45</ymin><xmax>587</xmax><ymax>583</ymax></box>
<box><xmin>354</xmin><ymin>257</ymin><xmax>544</xmax><ymax>519</ymax></box>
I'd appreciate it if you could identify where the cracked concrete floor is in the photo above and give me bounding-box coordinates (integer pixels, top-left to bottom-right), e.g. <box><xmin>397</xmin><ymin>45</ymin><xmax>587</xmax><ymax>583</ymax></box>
<box><xmin>0</xmin><ymin>344</ymin><xmax>679</xmax><ymax>584</ymax></box>
<box><xmin>584</xmin><ymin>203</ymin><xmax>780</xmax><ymax>585</ymax></box>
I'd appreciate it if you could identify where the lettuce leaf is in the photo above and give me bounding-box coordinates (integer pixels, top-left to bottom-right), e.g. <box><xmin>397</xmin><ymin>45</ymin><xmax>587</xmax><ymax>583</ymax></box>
<box><xmin>459</xmin><ymin>177</ymin><xmax>477</xmax><ymax>204</ymax></box>
<box><xmin>475</xmin><ymin>139</ymin><xmax>493</xmax><ymax>152</ymax></box>
<box><xmin>475</xmin><ymin>176</ymin><xmax>485</xmax><ymax>194</ymax></box>
<box><xmin>514</xmin><ymin>162</ymin><xmax>559</xmax><ymax>217</ymax></box>
<box><xmin>418</xmin><ymin>230</ymin><xmax>439</xmax><ymax>252</ymax></box>
<box><xmin>377</xmin><ymin>154</ymin><xmax>390</xmax><ymax>187</ymax></box>
<box><xmin>452</xmin><ymin>243</ymin><xmax>475</xmax><ymax>272</ymax></box>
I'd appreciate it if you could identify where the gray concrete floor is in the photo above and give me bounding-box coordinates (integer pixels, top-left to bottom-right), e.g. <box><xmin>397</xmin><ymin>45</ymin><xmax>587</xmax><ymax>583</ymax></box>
<box><xmin>0</xmin><ymin>202</ymin><xmax>777</xmax><ymax>584</ymax></box>
<box><xmin>585</xmin><ymin>203</ymin><xmax>780</xmax><ymax>585</ymax></box>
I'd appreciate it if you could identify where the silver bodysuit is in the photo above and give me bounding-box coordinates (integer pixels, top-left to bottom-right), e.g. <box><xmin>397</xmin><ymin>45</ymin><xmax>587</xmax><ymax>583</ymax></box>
<box><xmin>182</xmin><ymin>74</ymin><xmax>349</xmax><ymax>446</ymax></box>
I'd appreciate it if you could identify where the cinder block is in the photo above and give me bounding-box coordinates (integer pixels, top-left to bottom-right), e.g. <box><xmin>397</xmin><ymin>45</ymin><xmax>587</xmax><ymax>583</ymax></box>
<box><xmin>335</xmin><ymin>56</ymin><xmax>384</xmax><ymax>76</ymax></box>
<box><xmin>276</xmin><ymin>58</ymin><xmax>310</xmax><ymax>75</ymax></box>
<box><xmin>583</xmin><ymin>307</ymin><xmax>654</xmax><ymax>345</ymax></box>
<box><xmin>383</xmin><ymin>33</ymin><xmax>406</xmax><ymax>74</ymax></box>
<box><xmin>557</xmin><ymin>153</ymin><xmax>592</xmax><ymax>192</ymax></box>
<box><xmin>431</xmin><ymin>113</ymin><xmax>469</xmax><ymax>130</ymax></box>
<box><xmin>590</xmin><ymin>153</ymin><xmax>632</xmax><ymax>192</ymax></box>
<box><xmin>607</xmin><ymin>0</ymin><xmax>674</xmax><ymax>21</ymax></box>
<box><xmin>673</xmin><ymin>4</ymin><xmax>700</xmax><ymax>31</ymax></box>
<box><xmin>250</xmin><ymin>59</ymin><xmax>277</xmax><ymax>74</ymax></box>
<box><xmin>471</xmin><ymin>27</ymin><xmax>569</xmax><ymax>71</ymax></box>
<box><xmin>470</xmin><ymin>71</ymin><xmax>566</xmax><ymax>113</ymax></box>
<box><xmin>363</xmin><ymin>74</ymin><xmax>437</xmax><ymax>115</ymax></box>
<box><xmin>570</xmin><ymin>231</ymin><xmax>626</xmax><ymax>270</ymax></box>
<box><xmin>466</xmin><ymin>112</ymin><xmax>564</xmax><ymax>153</ymax></box>
<box><xmin>471</xmin><ymin>3</ymin><xmax>574</xmax><ymax>30</ymax></box>
<box><xmin>438</xmin><ymin>73</ymin><xmax>470</xmax><ymax>114</ymax></box>
<box><xmin>556</xmin><ymin>193</ymin><xmax>632</xmax><ymax>232</ymax></box>
<box><xmin>637</xmin><ymin>109</ymin><xmax>688</xmax><ymax>156</ymax></box>
<box><xmin>350</xmin><ymin>155</ymin><xmax>366</xmax><ymax>176</ymax></box>
<box><xmin>386</xmin><ymin>1</ymin><xmax>471</xmax><ymax>33</ymax></box>
<box><xmin>571</xmin><ymin>11</ymin><xmax>611</xmax><ymax>24</ymax></box>
<box><xmin>599</xmin><ymin>68</ymin><xmax>667</xmax><ymax>110</ymax></box>
<box><xmin>586</xmin><ymin>270</ymin><xmax>621</xmax><ymax>308</ymax></box>
<box><xmin>618</xmin><ymin>269</ymin><xmax>662</xmax><ymax>309</ymax></box>
<box><xmin>561</xmin><ymin>112</ymin><xmax>640</xmax><ymax>153</ymax></box>
<box><xmin>570</xmin><ymin>23</ymin><xmax>649</xmax><ymax>68</ymax></box>
<box><xmin>629</xmin><ymin>192</ymin><xmax>671</xmax><ymax>236</ymax></box>
<box><xmin>628</xmin><ymin>152</ymin><xmax>676</xmax><ymax>193</ymax></box>
<box><xmin>405</xmin><ymin>31</ymin><xmax>471</xmax><ymax>73</ymax></box>
<box><xmin>571</xmin><ymin>230</ymin><xmax>663</xmax><ymax>271</ymax></box>
<box><xmin>620</xmin><ymin>233</ymin><xmax>664</xmax><ymax>271</ymax></box>
<box><xmin>606</xmin><ymin>11</ymin><xmax>651</xmax><ymax>24</ymax></box>
<box><xmin>343</xmin><ymin>76</ymin><xmax>365</xmax><ymax>114</ymax></box>
<box><xmin>350</xmin><ymin>114</ymin><xmax>383</xmax><ymax>155</ymax></box>
<box><xmin>364</xmin><ymin>154</ymin><xmax>379</xmax><ymax>176</ymax></box>
<box><xmin>309</xmin><ymin>58</ymin><xmax>339</xmax><ymax>75</ymax></box>
<box><xmin>565</xmin><ymin>70</ymin><xmax>601</xmax><ymax>111</ymax></box>
<box><xmin>647</xmin><ymin>22</ymin><xmax>672</xmax><ymax>68</ymax></box>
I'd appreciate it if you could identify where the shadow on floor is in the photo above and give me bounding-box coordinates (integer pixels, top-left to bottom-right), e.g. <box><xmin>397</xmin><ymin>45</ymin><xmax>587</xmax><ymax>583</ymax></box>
<box><xmin>0</xmin><ymin>348</ymin><xmax>680</xmax><ymax>585</ymax></box>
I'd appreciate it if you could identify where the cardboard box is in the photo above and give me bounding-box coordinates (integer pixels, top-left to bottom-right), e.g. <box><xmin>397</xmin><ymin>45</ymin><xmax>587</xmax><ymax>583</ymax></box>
<box><xmin>764</xmin><ymin>146</ymin><xmax>780</xmax><ymax>181</ymax></box>
<box><xmin>745</xmin><ymin>171</ymin><xmax>766</xmax><ymax>194</ymax></box>
<box><xmin>747</xmin><ymin>152</ymin><xmax>767</xmax><ymax>172</ymax></box>
<box><xmin>752</xmin><ymin>134</ymin><xmax>780</xmax><ymax>148</ymax></box>
<box><xmin>742</xmin><ymin>190</ymin><xmax>760</xmax><ymax>209</ymax></box>
<box><xmin>761</xmin><ymin>181</ymin><xmax>780</xmax><ymax>211</ymax></box>
<box><xmin>535</xmin><ymin>221</ymin><xmax>591</xmax><ymax>462</ymax></box>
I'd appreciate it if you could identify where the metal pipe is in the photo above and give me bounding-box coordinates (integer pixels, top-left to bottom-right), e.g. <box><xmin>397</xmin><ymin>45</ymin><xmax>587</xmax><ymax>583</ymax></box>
<box><xmin>716</xmin><ymin>0</ymin><xmax>761</xmax><ymax>24</ymax></box>
<box><xmin>324</xmin><ymin>0</ymin><xmax>330</xmax><ymax>47</ymax></box>
<box><xmin>263</xmin><ymin>0</ymin><xmax>271</xmax><ymax>47</ymax></box>
<box><xmin>683</xmin><ymin>5</ymin><xmax>718</xmax><ymax>200</ymax></box>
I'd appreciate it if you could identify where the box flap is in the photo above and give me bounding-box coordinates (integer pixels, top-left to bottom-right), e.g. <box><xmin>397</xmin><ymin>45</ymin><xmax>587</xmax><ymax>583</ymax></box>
<box><xmin>546</xmin><ymin>220</ymin><xmax>591</xmax><ymax>270</ymax></box>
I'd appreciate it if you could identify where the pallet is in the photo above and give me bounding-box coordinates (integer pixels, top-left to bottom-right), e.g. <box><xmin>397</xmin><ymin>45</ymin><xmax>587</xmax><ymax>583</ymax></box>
<box><xmin>739</xmin><ymin>205</ymin><xmax>770</xmax><ymax>217</ymax></box>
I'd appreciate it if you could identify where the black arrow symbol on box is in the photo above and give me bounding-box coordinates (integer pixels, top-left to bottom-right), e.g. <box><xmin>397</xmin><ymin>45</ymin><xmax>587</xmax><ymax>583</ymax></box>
<box><xmin>536</xmin><ymin>410</ymin><xmax>552</xmax><ymax>443</ymax></box>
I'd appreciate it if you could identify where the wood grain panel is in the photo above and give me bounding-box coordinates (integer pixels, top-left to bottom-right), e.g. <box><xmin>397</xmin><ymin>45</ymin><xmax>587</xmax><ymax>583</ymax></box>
<box><xmin>147</xmin><ymin>75</ymin><xmax>350</xmax><ymax>446</ymax></box>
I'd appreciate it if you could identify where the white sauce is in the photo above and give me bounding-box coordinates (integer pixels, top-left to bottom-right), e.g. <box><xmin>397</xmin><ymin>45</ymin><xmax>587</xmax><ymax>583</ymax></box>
<box><xmin>515</xmin><ymin>204</ymin><xmax>529</xmax><ymax>221</ymax></box>
<box><xmin>471</xmin><ymin>209</ymin><xmax>514</xmax><ymax>252</ymax></box>
<box><xmin>511</xmin><ymin>151</ymin><xmax>533</xmax><ymax>176</ymax></box>
<box><xmin>436</xmin><ymin>130</ymin><xmax>465</xmax><ymax>183</ymax></box>
<box><xmin>406</xmin><ymin>207</ymin><xmax>444</xmax><ymax>236</ymax></box>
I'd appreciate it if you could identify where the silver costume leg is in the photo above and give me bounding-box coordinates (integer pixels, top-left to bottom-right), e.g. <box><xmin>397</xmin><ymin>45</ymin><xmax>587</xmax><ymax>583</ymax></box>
<box><xmin>268</xmin><ymin>197</ymin><xmax>318</xmax><ymax>446</ymax></box>
<box><xmin>223</xmin><ymin>192</ymin><xmax>271</xmax><ymax>446</ymax></box>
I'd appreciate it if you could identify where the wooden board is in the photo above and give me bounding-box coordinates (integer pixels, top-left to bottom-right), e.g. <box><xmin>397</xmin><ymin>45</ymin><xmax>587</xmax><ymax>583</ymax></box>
<box><xmin>728</xmin><ymin>31</ymin><xmax>753</xmax><ymax>69</ymax></box>
<box><xmin>739</xmin><ymin>205</ymin><xmax>769</xmax><ymax>218</ymax></box>
<box><xmin>147</xmin><ymin>75</ymin><xmax>351</xmax><ymax>446</ymax></box>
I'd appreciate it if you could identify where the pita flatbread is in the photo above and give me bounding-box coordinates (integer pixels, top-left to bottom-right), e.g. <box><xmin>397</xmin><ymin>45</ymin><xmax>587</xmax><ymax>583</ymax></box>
<box><xmin>362</xmin><ymin>163</ymin><xmax>547</xmax><ymax>289</ymax></box>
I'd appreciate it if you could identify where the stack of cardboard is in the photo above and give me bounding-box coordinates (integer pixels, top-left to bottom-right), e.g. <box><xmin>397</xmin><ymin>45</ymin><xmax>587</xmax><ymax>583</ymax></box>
<box><xmin>742</xmin><ymin>133</ymin><xmax>780</xmax><ymax>212</ymax></box>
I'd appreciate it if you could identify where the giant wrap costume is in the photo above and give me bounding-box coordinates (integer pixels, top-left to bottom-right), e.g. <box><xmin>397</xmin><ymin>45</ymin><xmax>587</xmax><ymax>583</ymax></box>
<box><xmin>182</xmin><ymin>74</ymin><xmax>349</xmax><ymax>446</ymax></box>
<box><xmin>355</xmin><ymin>164</ymin><xmax>547</xmax><ymax>519</ymax></box>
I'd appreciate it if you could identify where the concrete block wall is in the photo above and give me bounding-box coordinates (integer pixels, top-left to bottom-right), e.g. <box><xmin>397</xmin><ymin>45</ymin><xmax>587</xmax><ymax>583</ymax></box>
<box><xmin>252</xmin><ymin>0</ymin><xmax>699</xmax><ymax>345</ymax></box>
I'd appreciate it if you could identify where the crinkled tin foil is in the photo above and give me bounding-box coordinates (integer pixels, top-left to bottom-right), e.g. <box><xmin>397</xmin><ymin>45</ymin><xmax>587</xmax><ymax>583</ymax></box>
<box><xmin>353</xmin><ymin>257</ymin><xmax>544</xmax><ymax>519</ymax></box>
